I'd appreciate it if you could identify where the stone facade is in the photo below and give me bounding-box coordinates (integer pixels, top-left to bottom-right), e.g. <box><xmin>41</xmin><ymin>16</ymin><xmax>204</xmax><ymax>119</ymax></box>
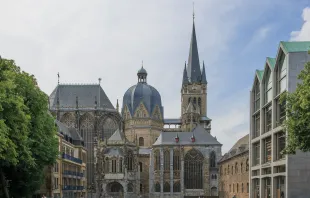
<box><xmin>218</xmin><ymin>135</ymin><xmax>249</xmax><ymax>198</ymax></box>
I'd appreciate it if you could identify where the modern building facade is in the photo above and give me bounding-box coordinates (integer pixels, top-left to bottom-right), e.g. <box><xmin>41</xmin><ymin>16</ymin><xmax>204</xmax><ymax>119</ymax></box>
<box><xmin>218</xmin><ymin>134</ymin><xmax>249</xmax><ymax>198</ymax></box>
<box><xmin>249</xmin><ymin>41</ymin><xmax>310</xmax><ymax>198</ymax></box>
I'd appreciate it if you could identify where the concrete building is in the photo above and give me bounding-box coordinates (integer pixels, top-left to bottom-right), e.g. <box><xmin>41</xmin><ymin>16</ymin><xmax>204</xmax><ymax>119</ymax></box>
<box><xmin>218</xmin><ymin>134</ymin><xmax>249</xmax><ymax>198</ymax></box>
<box><xmin>249</xmin><ymin>41</ymin><xmax>310</xmax><ymax>198</ymax></box>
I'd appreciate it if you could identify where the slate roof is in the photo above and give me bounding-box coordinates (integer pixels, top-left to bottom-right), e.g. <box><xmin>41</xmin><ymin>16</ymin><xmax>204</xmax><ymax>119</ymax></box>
<box><xmin>104</xmin><ymin>148</ymin><xmax>124</xmax><ymax>156</ymax></box>
<box><xmin>49</xmin><ymin>84</ymin><xmax>115</xmax><ymax>110</ymax></box>
<box><xmin>122</xmin><ymin>79</ymin><xmax>163</xmax><ymax>117</ymax></box>
<box><xmin>56</xmin><ymin>120</ymin><xmax>84</xmax><ymax>146</ymax></box>
<box><xmin>164</xmin><ymin>118</ymin><xmax>182</xmax><ymax>124</ymax></box>
<box><xmin>218</xmin><ymin>134</ymin><xmax>249</xmax><ymax>163</ymax></box>
<box><xmin>153</xmin><ymin>125</ymin><xmax>221</xmax><ymax>146</ymax></box>
<box><xmin>280</xmin><ymin>41</ymin><xmax>310</xmax><ymax>53</ymax></box>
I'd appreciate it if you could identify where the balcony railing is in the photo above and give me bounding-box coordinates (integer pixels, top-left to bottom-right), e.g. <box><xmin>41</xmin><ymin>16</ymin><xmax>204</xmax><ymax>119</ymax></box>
<box><xmin>63</xmin><ymin>170</ymin><xmax>84</xmax><ymax>177</ymax></box>
<box><xmin>62</xmin><ymin>185</ymin><xmax>85</xmax><ymax>191</ymax></box>
<box><xmin>62</xmin><ymin>153</ymin><xmax>82</xmax><ymax>164</ymax></box>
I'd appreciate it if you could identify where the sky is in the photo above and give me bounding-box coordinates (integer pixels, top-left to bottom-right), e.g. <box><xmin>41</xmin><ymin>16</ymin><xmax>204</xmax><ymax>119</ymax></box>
<box><xmin>0</xmin><ymin>0</ymin><xmax>310</xmax><ymax>153</ymax></box>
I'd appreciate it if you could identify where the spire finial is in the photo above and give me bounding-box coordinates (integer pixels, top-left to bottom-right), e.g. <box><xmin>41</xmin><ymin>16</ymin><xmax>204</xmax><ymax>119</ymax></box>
<box><xmin>193</xmin><ymin>1</ymin><xmax>195</xmax><ymax>21</ymax></box>
<box><xmin>142</xmin><ymin>60</ymin><xmax>144</xmax><ymax>68</ymax></box>
<box><xmin>116</xmin><ymin>99</ymin><xmax>119</xmax><ymax>112</ymax></box>
<box><xmin>98</xmin><ymin>78</ymin><xmax>102</xmax><ymax>85</ymax></box>
<box><xmin>57</xmin><ymin>72</ymin><xmax>60</xmax><ymax>84</ymax></box>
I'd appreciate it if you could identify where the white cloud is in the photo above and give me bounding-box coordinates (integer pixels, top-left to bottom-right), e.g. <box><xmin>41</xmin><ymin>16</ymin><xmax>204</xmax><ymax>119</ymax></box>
<box><xmin>290</xmin><ymin>7</ymin><xmax>310</xmax><ymax>41</ymax></box>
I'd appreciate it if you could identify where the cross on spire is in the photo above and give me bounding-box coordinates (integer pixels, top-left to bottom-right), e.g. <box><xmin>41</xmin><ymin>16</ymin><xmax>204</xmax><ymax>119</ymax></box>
<box><xmin>193</xmin><ymin>1</ymin><xmax>195</xmax><ymax>21</ymax></box>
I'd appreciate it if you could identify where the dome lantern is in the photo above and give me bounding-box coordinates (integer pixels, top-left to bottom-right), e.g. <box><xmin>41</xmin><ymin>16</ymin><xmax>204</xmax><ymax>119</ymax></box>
<box><xmin>137</xmin><ymin>63</ymin><xmax>147</xmax><ymax>83</ymax></box>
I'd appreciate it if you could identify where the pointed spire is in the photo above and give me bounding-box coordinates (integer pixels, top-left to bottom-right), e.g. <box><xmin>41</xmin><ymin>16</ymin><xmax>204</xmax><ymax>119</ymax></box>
<box><xmin>187</xmin><ymin>16</ymin><xmax>201</xmax><ymax>83</ymax></box>
<box><xmin>201</xmin><ymin>61</ymin><xmax>207</xmax><ymax>84</ymax></box>
<box><xmin>116</xmin><ymin>99</ymin><xmax>119</xmax><ymax>112</ymax></box>
<box><xmin>182</xmin><ymin>61</ymin><xmax>189</xmax><ymax>85</ymax></box>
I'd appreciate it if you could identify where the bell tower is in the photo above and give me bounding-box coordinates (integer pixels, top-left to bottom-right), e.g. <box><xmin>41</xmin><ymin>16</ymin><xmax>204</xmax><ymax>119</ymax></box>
<box><xmin>181</xmin><ymin>15</ymin><xmax>209</xmax><ymax>132</ymax></box>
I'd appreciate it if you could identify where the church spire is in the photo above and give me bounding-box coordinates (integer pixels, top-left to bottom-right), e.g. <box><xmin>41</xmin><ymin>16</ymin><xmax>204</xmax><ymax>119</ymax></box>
<box><xmin>201</xmin><ymin>61</ymin><xmax>207</xmax><ymax>84</ymax></box>
<box><xmin>182</xmin><ymin>61</ymin><xmax>189</xmax><ymax>85</ymax></box>
<box><xmin>187</xmin><ymin>12</ymin><xmax>201</xmax><ymax>83</ymax></box>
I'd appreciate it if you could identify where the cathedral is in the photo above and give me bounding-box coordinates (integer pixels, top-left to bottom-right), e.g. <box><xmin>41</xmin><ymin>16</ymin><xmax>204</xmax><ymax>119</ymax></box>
<box><xmin>49</xmin><ymin>17</ymin><xmax>222</xmax><ymax>198</ymax></box>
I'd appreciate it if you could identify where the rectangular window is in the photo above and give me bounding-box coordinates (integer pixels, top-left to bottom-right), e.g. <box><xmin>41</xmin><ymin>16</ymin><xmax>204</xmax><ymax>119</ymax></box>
<box><xmin>277</xmin><ymin>99</ymin><xmax>286</xmax><ymax>127</ymax></box>
<box><xmin>264</xmin><ymin>177</ymin><xmax>271</xmax><ymax>198</ymax></box>
<box><xmin>277</xmin><ymin>54</ymin><xmax>287</xmax><ymax>94</ymax></box>
<box><xmin>253</xmin><ymin>142</ymin><xmax>260</xmax><ymax>166</ymax></box>
<box><xmin>263</xmin><ymin>137</ymin><xmax>271</xmax><ymax>163</ymax></box>
<box><xmin>254</xmin><ymin>81</ymin><xmax>260</xmax><ymax>112</ymax></box>
<box><xmin>264</xmin><ymin>105</ymin><xmax>272</xmax><ymax>133</ymax></box>
<box><xmin>253</xmin><ymin>113</ymin><xmax>260</xmax><ymax>138</ymax></box>
<box><xmin>253</xmin><ymin>179</ymin><xmax>260</xmax><ymax>198</ymax></box>
<box><xmin>276</xmin><ymin>132</ymin><xmax>286</xmax><ymax>160</ymax></box>
<box><xmin>276</xmin><ymin>176</ymin><xmax>285</xmax><ymax>198</ymax></box>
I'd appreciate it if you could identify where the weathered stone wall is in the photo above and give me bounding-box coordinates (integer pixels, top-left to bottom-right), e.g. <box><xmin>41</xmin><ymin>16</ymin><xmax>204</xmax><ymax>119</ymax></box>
<box><xmin>219</xmin><ymin>152</ymin><xmax>249</xmax><ymax>198</ymax></box>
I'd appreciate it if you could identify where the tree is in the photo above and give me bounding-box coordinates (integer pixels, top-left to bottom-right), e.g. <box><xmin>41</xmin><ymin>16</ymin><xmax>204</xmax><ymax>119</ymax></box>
<box><xmin>282</xmin><ymin>57</ymin><xmax>310</xmax><ymax>154</ymax></box>
<box><xmin>0</xmin><ymin>57</ymin><xmax>58</xmax><ymax>197</ymax></box>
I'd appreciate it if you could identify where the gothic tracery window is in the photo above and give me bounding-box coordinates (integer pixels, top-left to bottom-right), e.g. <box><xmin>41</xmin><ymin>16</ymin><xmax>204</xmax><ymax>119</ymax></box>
<box><xmin>102</xmin><ymin>117</ymin><xmax>117</xmax><ymax>140</ymax></box>
<box><xmin>210</xmin><ymin>151</ymin><xmax>216</xmax><ymax>168</ymax></box>
<box><xmin>198</xmin><ymin>97</ymin><xmax>201</xmax><ymax>108</ymax></box>
<box><xmin>163</xmin><ymin>182</ymin><xmax>170</xmax><ymax>192</ymax></box>
<box><xmin>173</xmin><ymin>149</ymin><xmax>180</xmax><ymax>171</ymax></box>
<box><xmin>173</xmin><ymin>182</ymin><xmax>181</xmax><ymax>192</ymax></box>
<box><xmin>164</xmin><ymin>150</ymin><xmax>170</xmax><ymax>171</ymax></box>
<box><xmin>61</xmin><ymin>113</ymin><xmax>75</xmax><ymax>128</ymax></box>
<box><xmin>155</xmin><ymin>183</ymin><xmax>160</xmax><ymax>192</ymax></box>
<box><xmin>184</xmin><ymin>149</ymin><xmax>203</xmax><ymax>189</ymax></box>
<box><xmin>154</xmin><ymin>150</ymin><xmax>160</xmax><ymax>170</ymax></box>
<box><xmin>127</xmin><ymin>150</ymin><xmax>134</xmax><ymax>171</ymax></box>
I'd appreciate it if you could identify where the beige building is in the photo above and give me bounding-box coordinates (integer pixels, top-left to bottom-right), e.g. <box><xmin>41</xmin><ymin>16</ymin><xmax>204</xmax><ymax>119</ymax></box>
<box><xmin>35</xmin><ymin>121</ymin><xmax>87</xmax><ymax>198</ymax></box>
<box><xmin>218</xmin><ymin>135</ymin><xmax>249</xmax><ymax>198</ymax></box>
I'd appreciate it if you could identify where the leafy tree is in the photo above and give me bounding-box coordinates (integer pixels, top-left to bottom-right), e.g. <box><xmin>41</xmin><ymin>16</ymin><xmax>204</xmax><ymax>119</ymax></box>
<box><xmin>282</xmin><ymin>57</ymin><xmax>310</xmax><ymax>154</ymax></box>
<box><xmin>0</xmin><ymin>57</ymin><xmax>58</xmax><ymax>197</ymax></box>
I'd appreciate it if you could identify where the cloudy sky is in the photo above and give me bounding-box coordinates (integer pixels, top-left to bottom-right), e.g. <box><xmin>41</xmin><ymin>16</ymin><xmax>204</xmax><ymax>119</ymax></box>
<box><xmin>0</xmin><ymin>0</ymin><xmax>309</xmax><ymax>152</ymax></box>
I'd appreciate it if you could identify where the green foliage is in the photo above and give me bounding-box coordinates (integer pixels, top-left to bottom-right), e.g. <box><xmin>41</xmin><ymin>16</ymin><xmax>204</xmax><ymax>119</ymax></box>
<box><xmin>0</xmin><ymin>58</ymin><xmax>58</xmax><ymax>197</ymax></box>
<box><xmin>281</xmin><ymin>60</ymin><xmax>310</xmax><ymax>154</ymax></box>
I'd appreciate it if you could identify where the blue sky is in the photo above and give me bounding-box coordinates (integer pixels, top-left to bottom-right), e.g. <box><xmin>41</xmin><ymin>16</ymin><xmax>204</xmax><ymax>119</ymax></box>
<box><xmin>0</xmin><ymin>0</ymin><xmax>309</xmax><ymax>152</ymax></box>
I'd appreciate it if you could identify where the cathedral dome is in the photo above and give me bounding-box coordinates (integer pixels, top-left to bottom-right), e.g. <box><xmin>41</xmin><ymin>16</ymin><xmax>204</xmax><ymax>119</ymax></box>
<box><xmin>122</xmin><ymin>66</ymin><xmax>163</xmax><ymax>119</ymax></box>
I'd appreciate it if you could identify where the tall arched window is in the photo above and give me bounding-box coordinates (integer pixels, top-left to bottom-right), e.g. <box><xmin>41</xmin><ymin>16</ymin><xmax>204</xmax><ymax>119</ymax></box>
<box><xmin>127</xmin><ymin>150</ymin><xmax>133</xmax><ymax>171</ymax></box>
<box><xmin>154</xmin><ymin>150</ymin><xmax>160</xmax><ymax>170</ymax></box>
<box><xmin>173</xmin><ymin>182</ymin><xmax>180</xmax><ymax>192</ymax></box>
<box><xmin>242</xmin><ymin>183</ymin><xmax>244</xmax><ymax>193</ymax></box>
<box><xmin>164</xmin><ymin>150</ymin><xmax>170</xmax><ymax>171</ymax></box>
<box><xmin>102</xmin><ymin>118</ymin><xmax>117</xmax><ymax>139</ymax></box>
<box><xmin>188</xmin><ymin>97</ymin><xmax>192</xmax><ymax>105</ymax></box>
<box><xmin>140</xmin><ymin>184</ymin><xmax>143</xmax><ymax>192</ymax></box>
<box><xmin>198</xmin><ymin>97</ymin><xmax>201</xmax><ymax>108</ymax></box>
<box><xmin>80</xmin><ymin>114</ymin><xmax>94</xmax><ymax>184</ymax></box>
<box><xmin>254</xmin><ymin>79</ymin><xmax>260</xmax><ymax>111</ymax></box>
<box><xmin>240</xmin><ymin>163</ymin><xmax>243</xmax><ymax>173</ymax></box>
<box><xmin>184</xmin><ymin>149</ymin><xmax>203</xmax><ymax>189</ymax></box>
<box><xmin>210</xmin><ymin>151</ymin><xmax>216</xmax><ymax>168</ymax></box>
<box><xmin>155</xmin><ymin>183</ymin><xmax>160</xmax><ymax>192</ymax></box>
<box><xmin>246</xmin><ymin>159</ymin><xmax>249</xmax><ymax>171</ymax></box>
<box><xmin>235</xmin><ymin>162</ymin><xmax>238</xmax><ymax>173</ymax></box>
<box><xmin>139</xmin><ymin>162</ymin><xmax>142</xmax><ymax>172</ymax></box>
<box><xmin>173</xmin><ymin>150</ymin><xmax>180</xmax><ymax>170</ymax></box>
<box><xmin>193</xmin><ymin>97</ymin><xmax>197</xmax><ymax>105</ymax></box>
<box><xmin>139</xmin><ymin>137</ymin><xmax>144</xmax><ymax>146</ymax></box>
<box><xmin>163</xmin><ymin>182</ymin><xmax>170</xmax><ymax>192</ymax></box>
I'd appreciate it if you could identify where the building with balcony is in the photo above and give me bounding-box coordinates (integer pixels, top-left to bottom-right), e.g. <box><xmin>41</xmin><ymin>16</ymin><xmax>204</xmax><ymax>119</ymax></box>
<box><xmin>249</xmin><ymin>41</ymin><xmax>310</xmax><ymax>198</ymax></box>
<box><xmin>218</xmin><ymin>134</ymin><xmax>249</xmax><ymax>198</ymax></box>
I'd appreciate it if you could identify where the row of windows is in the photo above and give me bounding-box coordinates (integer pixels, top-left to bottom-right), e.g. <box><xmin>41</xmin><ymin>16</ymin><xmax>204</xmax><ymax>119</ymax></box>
<box><xmin>105</xmin><ymin>151</ymin><xmax>135</xmax><ymax>173</ymax></box>
<box><xmin>220</xmin><ymin>159</ymin><xmax>249</xmax><ymax>176</ymax></box>
<box><xmin>154</xmin><ymin>150</ymin><xmax>216</xmax><ymax>171</ymax></box>
<box><xmin>154</xmin><ymin>182</ymin><xmax>180</xmax><ymax>192</ymax></box>
<box><xmin>226</xmin><ymin>183</ymin><xmax>249</xmax><ymax>193</ymax></box>
<box><xmin>252</xmin><ymin>132</ymin><xmax>285</xmax><ymax>166</ymax></box>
